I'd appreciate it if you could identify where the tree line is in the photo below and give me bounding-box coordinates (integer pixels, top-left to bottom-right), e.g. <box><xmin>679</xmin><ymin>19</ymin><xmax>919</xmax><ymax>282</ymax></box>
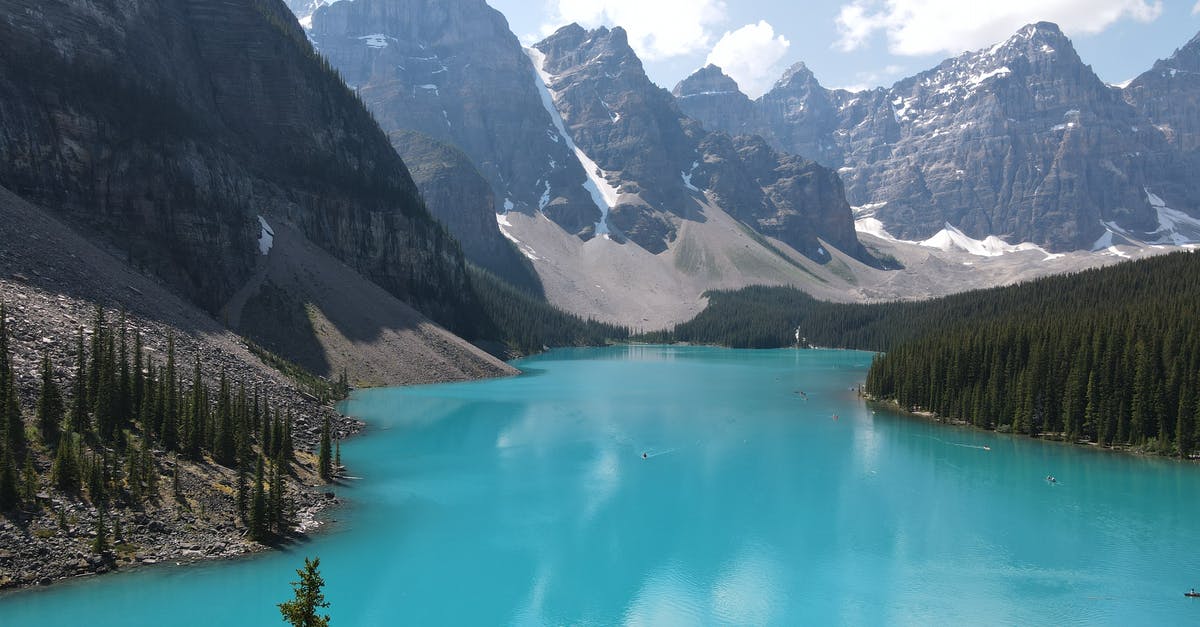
<box><xmin>864</xmin><ymin>253</ymin><xmax>1200</xmax><ymax>455</ymax></box>
<box><xmin>0</xmin><ymin>304</ymin><xmax>334</xmax><ymax>545</ymax></box>
<box><xmin>642</xmin><ymin>252</ymin><xmax>1200</xmax><ymax>455</ymax></box>
<box><xmin>468</xmin><ymin>265</ymin><xmax>630</xmax><ymax>354</ymax></box>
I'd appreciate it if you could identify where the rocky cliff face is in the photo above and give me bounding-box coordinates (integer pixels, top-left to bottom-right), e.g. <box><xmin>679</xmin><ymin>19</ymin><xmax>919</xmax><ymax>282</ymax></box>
<box><xmin>533</xmin><ymin>25</ymin><xmax>870</xmax><ymax>261</ymax></box>
<box><xmin>671</xmin><ymin>65</ymin><xmax>758</xmax><ymax>139</ymax></box>
<box><xmin>533</xmin><ymin>25</ymin><xmax>700</xmax><ymax>253</ymax></box>
<box><xmin>0</xmin><ymin>0</ymin><xmax>479</xmax><ymax>333</ymax></box>
<box><xmin>1125</xmin><ymin>32</ymin><xmax>1200</xmax><ymax>155</ymax></box>
<box><xmin>678</xmin><ymin>23</ymin><xmax>1200</xmax><ymax>251</ymax></box>
<box><xmin>388</xmin><ymin>130</ymin><xmax>542</xmax><ymax>293</ymax></box>
<box><xmin>302</xmin><ymin>2</ymin><xmax>870</xmax><ymax>265</ymax></box>
<box><xmin>306</xmin><ymin>0</ymin><xmax>601</xmax><ymax>248</ymax></box>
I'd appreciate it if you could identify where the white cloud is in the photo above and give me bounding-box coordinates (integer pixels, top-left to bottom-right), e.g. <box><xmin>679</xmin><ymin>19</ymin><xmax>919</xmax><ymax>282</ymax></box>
<box><xmin>1193</xmin><ymin>1</ymin><xmax>1200</xmax><ymax>15</ymax></box>
<box><xmin>706</xmin><ymin>21</ymin><xmax>792</xmax><ymax>98</ymax></box>
<box><xmin>541</xmin><ymin>0</ymin><xmax>727</xmax><ymax>60</ymax></box>
<box><xmin>835</xmin><ymin>0</ymin><xmax>1163</xmax><ymax>56</ymax></box>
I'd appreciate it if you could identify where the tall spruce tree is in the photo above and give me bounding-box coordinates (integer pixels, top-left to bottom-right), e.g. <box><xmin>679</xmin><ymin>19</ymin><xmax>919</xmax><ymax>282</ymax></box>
<box><xmin>92</xmin><ymin>506</ymin><xmax>109</xmax><ymax>554</ymax></box>
<box><xmin>70</xmin><ymin>326</ymin><xmax>88</xmax><ymax>434</ymax></box>
<box><xmin>214</xmin><ymin>370</ymin><xmax>236</xmax><ymax>467</ymax></box>
<box><xmin>0</xmin><ymin>448</ymin><xmax>19</xmax><ymax>511</ymax></box>
<box><xmin>250</xmin><ymin>455</ymin><xmax>267</xmax><ymax>541</ymax></box>
<box><xmin>93</xmin><ymin>331</ymin><xmax>117</xmax><ymax>442</ymax></box>
<box><xmin>0</xmin><ymin>308</ymin><xmax>25</xmax><ymax>460</ymax></box>
<box><xmin>87</xmin><ymin>305</ymin><xmax>104</xmax><ymax>405</ymax></box>
<box><xmin>36</xmin><ymin>354</ymin><xmax>64</xmax><ymax>444</ymax></box>
<box><xmin>269</xmin><ymin>450</ymin><xmax>283</xmax><ymax>535</ymax></box>
<box><xmin>117</xmin><ymin>312</ymin><xmax>131</xmax><ymax>436</ymax></box>
<box><xmin>52</xmin><ymin>432</ymin><xmax>81</xmax><ymax>492</ymax></box>
<box><xmin>278</xmin><ymin>557</ymin><xmax>331</xmax><ymax>627</ymax></box>
<box><xmin>283</xmin><ymin>411</ymin><xmax>295</xmax><ymax>461</ymax></box>
<box><xmin>132</xmin><ymin>330</ymin><xmax>144</xmax><ymax>422</ymax></box>
<box><xmin>162</xmin><ymin>335</ymin><xmax>178</xmax><ymax>452</ymax></box>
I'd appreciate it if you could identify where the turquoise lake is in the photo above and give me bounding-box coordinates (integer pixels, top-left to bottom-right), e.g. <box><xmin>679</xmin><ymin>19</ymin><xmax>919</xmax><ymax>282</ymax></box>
<box><xmin>2</xmin><ymin>346</ymin><xmax>1200</xmax><ymax>625</ymax></box>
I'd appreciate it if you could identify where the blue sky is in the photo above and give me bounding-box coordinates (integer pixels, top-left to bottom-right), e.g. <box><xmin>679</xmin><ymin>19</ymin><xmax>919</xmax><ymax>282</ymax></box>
<box><xmin>490</xmin><ymin>0</ymin><xmax>1200</xmax><ymax>97</ymax></box>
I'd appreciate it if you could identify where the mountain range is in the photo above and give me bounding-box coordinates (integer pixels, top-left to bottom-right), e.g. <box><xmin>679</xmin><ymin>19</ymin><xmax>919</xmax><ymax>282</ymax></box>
<box><xmin>676</xmin><ymin>23</ymin><xmax>1200</xmax><ymax>252</ymax></box>
<box><xmin>5</xmin><ymin>0</ymin><xmax>1199</xmax><ymax>343</ymax></box>
<box><xmin>293</xmin><ymin>0</ymin><xmax>1200</xmax><ymax>327</ymax></box>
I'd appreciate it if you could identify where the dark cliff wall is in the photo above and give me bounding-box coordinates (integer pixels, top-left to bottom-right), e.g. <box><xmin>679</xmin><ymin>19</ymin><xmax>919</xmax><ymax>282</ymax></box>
<box><xmin>0</xmin><ymin>0</ymin><xmax>478</xmax><ymax>332</ymax></box>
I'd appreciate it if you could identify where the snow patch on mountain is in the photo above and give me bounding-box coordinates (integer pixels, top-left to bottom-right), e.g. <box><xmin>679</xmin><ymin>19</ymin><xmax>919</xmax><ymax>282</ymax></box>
<box><xmin>497</xmin><ymin>213</ymin><xmax>541</xmax><ymax>261</ymax></box>
<box><xmin>526</xmin><ymin>46</ymin><xmax>620</xmax><ymax>235</ymax></box>
<box><xmin>857</xmin><ymin>212</ymin><xmax>1058</xmax><ymax>260</ymax></box>
<box><xmin>358</xmin><ymin>34</ymin><xmax>388</xmax><ymax>49</ymax></box>
<box><xmin>257</xmin><ymin>216</ymin><xmax>275</xmax><ymax>256</ymax></box>
<box><xmin>1145</xmin><ymin>188</ymin><xmax>1200</xmax><ymax>246</ymax></box>
<box><xmin>681</xmin><ymin>161</ymin><xmax>700</xmax><ymax>192</ymax></box>
<box><xmin>539</xmin><ymin>180</ymin><xmax>552</xmax><ymax>211</ymax></box>
<box><xmin>919</xmin><ymin>223</ymin><xmax>1045</xmax><ymax>257</ymax></box>
<box><xmin>854</xmin><ymin>217</ymin><xmax>898</xmax><ymax>241</ymax></box>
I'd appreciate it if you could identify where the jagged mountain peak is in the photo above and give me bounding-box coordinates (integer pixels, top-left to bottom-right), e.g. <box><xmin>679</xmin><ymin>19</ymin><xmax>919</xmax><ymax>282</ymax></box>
<box><xmin>673</xmin><ymin>64</ymin><xmax>743</xmax><ymax>98</ymax></box>
<box><xmin>975</xmin><ymin>21</ymin><xmax>1081</xmax><ymax>67</ymax></box>
<box><xmin>887</xmin><ymin>19</ymin><xmax>1096</xmax><ymax>110</ymax></box>
<box><xmin>1125</xmin><ymin>29</ymin><xmax>1200</xmax><ymax>154</ymax></box>
<box><xmin>1152</xmin><ymin>29</ymin><xmax>1200</xmax><ymax>72</ymax></box>
<box><xmin>772</xmin><ymin>62</ymin><xmax>821</xmax><ymax>91</ymax></box>
<box><xmin>1014</xmin><ymin>21</ymin><xmax>1068</xmax><ymax>42</ymax></box>
<box><xmin>547</xmin><ymin>22</ymin><xmax>589</xmax><ymax>42</ymax></box>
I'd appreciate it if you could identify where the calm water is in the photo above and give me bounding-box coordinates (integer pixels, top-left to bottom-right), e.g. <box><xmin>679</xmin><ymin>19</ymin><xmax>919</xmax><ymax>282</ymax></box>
<box><xmin>3</xmin><ymin>346</ymin><xmax>1200</xmax><ymax>625</ymax></box>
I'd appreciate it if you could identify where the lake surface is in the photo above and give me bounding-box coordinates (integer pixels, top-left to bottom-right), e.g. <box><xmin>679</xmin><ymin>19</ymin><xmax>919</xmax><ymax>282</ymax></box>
<box><xmin>3</xmin><ymin>346</ymin><xmax>1200</xmax><ymax>625</ymax></box>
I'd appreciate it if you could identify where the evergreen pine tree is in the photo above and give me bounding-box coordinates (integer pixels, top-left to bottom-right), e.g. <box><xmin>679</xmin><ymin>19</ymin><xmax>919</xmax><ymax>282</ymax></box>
<box><xmin>171</xmin><ymin>454</ymin><xmax>182</xmax><ymax>500</ymax></box>
<box><xmin>140</xmin><ymin>361</ymin><xmax>157</xmax><ymax>440</ymax></box>
<box><xmin>132</xmin><ymin>330</ymin><xmax>144</xmax><ymax>422</ymax></box>
<box><xmin>92</xmin><ymin>506</ymin><xmax>109</xmax><ymax>554</ymax></box>
<box><xmin>162</xmin><ymin>336</ymin><xmax>178</xmax><ymax>452</ymax></box>
<box><xmin>21</xmin><ymin>455</ymin><xmax>37</xmax><ymax>502</ymax></box>
<box><xmin>142</xmin><ymin>439</ymin><xmax>159</xmax><ymax>497</ymax></box>
<box><xmin>1178</xmin><ymin>381</ymin><xmax>1197</xmax><ymax>458</ymax></box>
<box><xmin>252</xmin><ymin>388</ymin><xmax>262</xmax><ymax>437</ymax></box>
<box><xmin>70</xmin><ymin>327</ymin><xmax>88</xmax><ymax>434</ymax></box>
<box><xmin>277</xmin><ymin>557</ymin><xmax>331</xmax><ymax>627</ymax></box>
<box><xmin>0</xmin><ymin>306</ymin><xmax>25</xmax><ymax>459</ymax></box>
<box><xmin>117</xmin><ymin>311</ymin><xmax>131</xmax><ymax>435</ymax></box>
<box><xmin>94</xmin><ymin>332</ymin><xmax>117</xmax><ymax>442</ymax></box>
<box><xmin>52</xmin><ymin>432</ymin><xmax>81</xmax><ymax>492</ymax></box>
<box><xmin>283</xmin><ymin>411</ymin><xmax>295</xmax><ymax>461</ymax></box>
<box><xmin>87</xmin><ymin>305</ymin><xmax>104</xmax><ymax>405</ymax></box>
<box><xmin>250</xmin><ymin>455</ymin><xmax>267</xmax><ymax>541</ymax></box>
<box><xmin>0</xmin><ymin>448</ymin><xmax>18</xmax><ymax>511</ymax></box>
<box><xmin>269</xmin><ymin>450</ymin><xmax>283</xmax><ymax>535</ymax></box>
<box><xmin>184</xmin><ymin>356</ymin><xmax>204</xmax><ymax>460</ymax></box>
<box><xmin>214</xmin><ymin>370</ymin><xmax>236</xmax><ymax>467</ymax></box>
<box><xmin>236</xmin><ymin>457</ymin><xmax>249</xmax><ymax>522</ymax></box>
<box><xmin>264</xmin><ymin>407</ymin><xmax>276</xmax><ymax>457</ymax></box>
<box><xmin>36</xmin><ymin>354</ymin><xmax>64</xmax><ymax>444</ymax></box>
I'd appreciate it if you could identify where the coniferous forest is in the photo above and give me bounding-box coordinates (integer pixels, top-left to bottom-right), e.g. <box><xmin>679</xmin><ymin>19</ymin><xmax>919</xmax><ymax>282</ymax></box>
<box><xmin>0</xmin><ymin>304</ymin><xmax>326</xmax><ymax>541</ymax></box>
<box><xmin>647</xmin><ymin>253</ymin><xmax>1200</xmax><ymax>455</ymax></box>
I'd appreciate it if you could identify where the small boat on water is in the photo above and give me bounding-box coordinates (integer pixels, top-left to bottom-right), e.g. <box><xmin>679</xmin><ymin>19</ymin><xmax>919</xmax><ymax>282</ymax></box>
<box><xmin>1186</xmin><ymin>589</ymin><xmax>1200</xmax><ymax>598</ymax></box>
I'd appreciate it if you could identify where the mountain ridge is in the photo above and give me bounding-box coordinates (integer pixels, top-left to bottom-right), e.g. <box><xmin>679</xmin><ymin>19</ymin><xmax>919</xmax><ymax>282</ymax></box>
<box><xmin>677</xmin><ymin>21</ymin><xmax>1200</xmax><ymax>253</ymax></box>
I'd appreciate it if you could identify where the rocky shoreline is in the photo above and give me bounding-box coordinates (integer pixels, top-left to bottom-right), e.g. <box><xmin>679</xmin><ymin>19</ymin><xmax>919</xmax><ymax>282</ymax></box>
<box><xmin>0</xmin><ymin>413</ymin><xmax>362</xmax><ymax>592</ymax></box>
